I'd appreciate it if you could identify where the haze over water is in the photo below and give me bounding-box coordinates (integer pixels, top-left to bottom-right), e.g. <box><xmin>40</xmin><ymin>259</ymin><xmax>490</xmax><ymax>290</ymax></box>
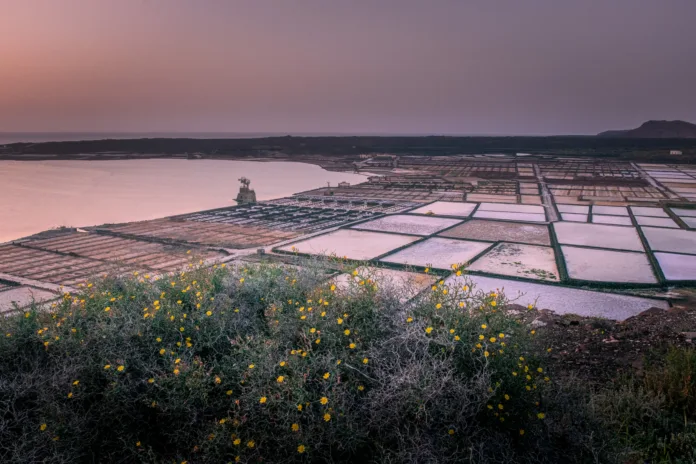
<box><xmin>0</xmin><ymin>160</ymin><xmax>366</xmax><ymax>243</ymax></box>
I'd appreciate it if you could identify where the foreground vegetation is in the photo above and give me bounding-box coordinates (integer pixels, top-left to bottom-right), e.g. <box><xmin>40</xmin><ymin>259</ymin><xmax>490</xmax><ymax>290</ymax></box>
<box><xmin>0</xmin><ymin>260</ymin><xmax>694</xmax><ymax>463</ymax></box>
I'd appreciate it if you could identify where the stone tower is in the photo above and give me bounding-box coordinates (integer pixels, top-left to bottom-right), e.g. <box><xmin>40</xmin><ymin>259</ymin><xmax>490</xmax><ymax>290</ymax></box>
<box><xmin>235</xmin><ymin>177</ymin><xmax>257</xmax><ymax>205</ymax></box>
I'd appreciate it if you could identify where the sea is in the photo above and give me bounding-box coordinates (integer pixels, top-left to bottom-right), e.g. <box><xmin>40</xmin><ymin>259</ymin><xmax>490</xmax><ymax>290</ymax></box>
<box><xmin>0</xmin><ymin>159</ymin><xmax>366</xmax><ymax>243</ymax></box>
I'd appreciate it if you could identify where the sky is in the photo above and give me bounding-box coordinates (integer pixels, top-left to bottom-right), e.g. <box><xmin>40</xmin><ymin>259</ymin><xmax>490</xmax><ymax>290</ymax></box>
<box><xmin>0</xmin><ymin>0</ymin><xmax>695</xmax><ymax>135</ymax></box>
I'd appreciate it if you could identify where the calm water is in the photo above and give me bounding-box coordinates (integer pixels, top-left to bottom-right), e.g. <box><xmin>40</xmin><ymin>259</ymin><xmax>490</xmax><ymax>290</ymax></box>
<box><xmin>0</xmin><ymin>160</ymin><xmax>366</xmax><ymax>243</ymax></box>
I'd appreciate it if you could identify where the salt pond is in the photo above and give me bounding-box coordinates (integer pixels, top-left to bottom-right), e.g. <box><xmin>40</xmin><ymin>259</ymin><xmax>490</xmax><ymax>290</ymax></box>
<box><xmin>277</xmin><ymin>229</ymin><xmax>418</xmax><ymax>260</ymax></box>
<box><xmin>562</xmin><ymin>246</ymin><xmax>656</xmax><ymax>283</ymax></box>
<box><xmin>654</xmin><ymin>252</ymin><xmax>696</xmax><ymax>281</ymax></box>
<box><xmin>468</xmin><ymin>243</ymin><xmax>558</xmax><ymax>281</ymax></box>
<box><xmin>407</xmin><ymin>201</ymin><xmax>477</xmax><ymax>217</ymax></box>
<box><xmin>380</xmin><ymin>237</ymin><xmax>492</xmax><ymax>269</ymax></box>
<box><xmin>553</xmin><ymin>222</ymin><xmax>644</xmax><ymax>251</ymax></box>
<box><xmin>352</xmin><ymin>214</ymin><xmax>461</xmax><ymax>236</ymax></box>
<box><xmin>439</xmin><ymin>220</ymin><xmax>551</xmax><ymax>246</ymax></box>
<box><xmin>445</xmin><ymin>275</ymin><xmax>668</xmax><ymax>320</ymax></box>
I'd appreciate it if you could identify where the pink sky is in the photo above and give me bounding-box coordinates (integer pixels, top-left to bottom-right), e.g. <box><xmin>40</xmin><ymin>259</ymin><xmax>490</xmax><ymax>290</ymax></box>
<box><xmin>1</xmin><ymin>0</ymin><xmax>695</xmax><ymax>135</ymax></box>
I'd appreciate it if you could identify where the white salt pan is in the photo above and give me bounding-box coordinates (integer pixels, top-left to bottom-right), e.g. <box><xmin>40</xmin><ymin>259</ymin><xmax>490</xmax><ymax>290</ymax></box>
<box><xmin>592</xmin><ymin>215</ymin><xmax>633</xmax><ymax>226</ymax></box>
<box><xmin>592</xmin><ymin>206</ymin><xmax>628</xmax><ymax>216</ymax></box>
<box><xmin>553</xmin><ymin>222</ymin><xmax>644</xmax><ymax>251</ymax></box>
<box><xmin>407</xmin><ymin>201</ymin><xmax>477</xmax><ymax>218</ymax></box>
<box><xmin>352</xmin><ymin>214</ymin><xmax>462</xmax><ymax>236</ymax></box>
<box><xmin>445</xmin><ymin>275</ymin><xmax>667</xmax><ymax>321</ymax></box>
<box><xmin>278</xmin><ymin>229</ymin><xmax>419</xmax><ymax>260</ymax></box>
<box><xmin>654</xmin><ymin>252</ymin><xmax>696</xmax><ymax>281</ymax></box>
<box><xmin>562</xmin><ymin>246</ymin><xmax>656</xmax><ymax>283</ymax></box>
<box><xmin>380</xmin><ymin>237</ymin><xmax>492</xmax><ymax>269</ymax></box>
<box><xmin>474</xmin><ymin>210</ymin><xmax>546</xmax><ymax>223</ymax></box>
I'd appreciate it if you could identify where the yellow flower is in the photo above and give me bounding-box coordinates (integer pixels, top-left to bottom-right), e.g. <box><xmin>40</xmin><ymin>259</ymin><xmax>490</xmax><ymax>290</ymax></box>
<box><xmin>504</xmin><ymin>394</ymin><xmax>510</xmax><ymax>400</ymax></box>
<box><xmin>259</xmin><ymin>396</ymin><xmax>267</xmax><ymax>404</ymax></box>
<box><xmin>537</xmin><ymin>412</ymin><xmax>545</xmax><ymax>420</ymax></box>
<box><xmin>323</xmin><ymin>372</ymin><xmax>330</xmax><ymax>380</ymax></box>
<box><xmin>175</xmin><ymin>358</ymin><xmax>181</xmax><ymax>364</ymax></box>
<box><xmin>247</xmin><ymin>440</ymin><xmax>255</xmax><ymax>448</ymax></box>
<box><xmin>362</xmin><ymin>358</ymin><xmax>369</xmax><ymax>364</ymax></box>
<box><xmin>156</xmin><ymin>337</ymin><xmax>162</xmax><ymax>342</ymax></box>
<box><xmin>406</xmin><ymin>317</ymin><xmax>413</xmax><ymax>323</ymax></box>
<box><xmin>72</xmin><ymin>380</ymin><xmax>79</xmax><ymax>386</ymax></box>
<box><xmin>117</xmin><ymin>365</ymin><xmax>125</xmax><ymax>372</ymax></box>
<box><xmin>478</xmin><ymin>334</ymin><xmax>484</xmax><ymax>340</ymax></box>
<box><xmin>484</xmin><ymin>351</ymin><xmax>490</xmax><ymax>357</ymax></box>
<box><xmin>454</xmin><ymin>335</ymin><xmax>461</xmax><ymax>341</ymax></box>
<box><xmin>498</xmin><ymin>404</ymin><xmax>504</xmax><ymax>410</ymax></box>
<box><xmin>456</xmin><ymin>270</ymin><xmax>462</xmax><ymax>276</ymax></box>
<box><xmin>148</xmin><ymin>378</ymin><xmax>155</xmax><ymax>384</ymax></box>
<box><xmin>277</xmin><ymin>376</ymin><xmax>285</xmax><ymax>383</ymax></box>
<box><xmin>226</xmin><ymin>390</ymin><xmax>233</xmax><ymax>395</ymax></box>
<box><xmin>233</xmin><ymin>438</ymin><xmax>241</xmax><ymax>445</ymax></box>
<box><xmin>40</xmin><ymin>423</ymin><xmax>47</xmax><ymax>431</ymax></box>
<box><xmin>491</xmin><ymin>301</ymin><xmax>497</xmax><ymax>307</ymax></box>
<box><xmin>206</xmin><ymin>311</ymin><xmax>212</xmax><ymax>316</ymax></box>
<box><xmin>248</xmin><ymin>364</ymin><xmax>255</xmax><ymax>369</ymax></box>
<box><xmin>537</xmin><ymin>367</ymin><xmax>543</xmax><ymax>373</ymax></box>
<box><xmin>279</xmin><ymin>361</ymin><xmax>286</xmax><ymax>367</ymax></box>
<box><xmin>67</xmin><ymin>392</ymin><xmax>73</xmax><ymax>398</ymax></box>
<box><xmin>320</xmin><ymin>396</ymin><xmax>328</xmax><ymax>405</ymax></box>
<box><xmin>320</xmin><ymin>311</ymin><xmax>326</xmax><ymax>317</ymax></box>
<box><xmin>291</xmin><ymin>423</ymin><xmax>300</xmax><ymax>432</ymax></box>
<box><xmin>323</xmin><ymin>413</ymin><xmax>331</xmax><ymax>422</ymax></box>
<box><xmin>159</xmin><ymin>348</ymin><xmax>166</xmax><ymax>355</ymax></box>
<box><xmin>215</xmin><ymin>376</ymin><xmax>222</xmax><ymax>384</ymax></box>
<box><xmin>489</xmin><ymin>337</ymin><xmax>497</xmax><ymax>343</ymax></box>
<box><xmin>436</xmin><ymin>303</ymin><xmax>442</xmax><ymax>309</ymax></box>
<box><xmin>315</xmin><ymin>338</ymin><xmax>321</xmax><ymax>344</ymax></box>
<box><xmin>297</xmin><ymin>444</ymin><xmax>306</xmax><ymax>453</ymax></box>
<box><xmin>104</xmin><ymin>364</ymin><xmax>111</xmax><ymax>370</ymax></box>
<box><xmin>173</xmin><ymin>368</ymin><xmax>180</xmax><ymax>375</ymax></box>
<box><xmin>424</xmin><ymin>267</ymin><xmax>430</xmax><ymax>273</ymax></box>
<box><xmin>448</xmin><ymin>429</ymin><xmax>455</xmax><ymax>435</ymax></box>
<box><xmin>349</xmin><ymin>343</ymin><xmax>356</xmax><ymax>349</ymax></box>
<box><xmin>337</xmin><ymin>318</ymin><xmax>343</xmax><ymax>325</ymax></box>
<box><xmin>330</xmin><ymin>284</ymin><xmax>336</xmax><ymax>291</ymax></box>
<box><xmin>449</xmin><ymin>329</ymin><xmax>455</xmax><ymax>334</ymax></box>
<box><xmin>104</xmin><ymin>307</ymin><xmax>111</xmax><ymax>312</ymax></box>
<box><xmin>481</xmin><ymin>324</ymin><xmax>487</xmax><ymax>329</ymax></box>
<box><xmin>344</xmin><ymin>329</ymin><xmax>351</xmax><ymax>336</ymax></box>
<box><xmin>310</xmin><ymin>327</ymin><xmax>316</xmax><ymax>333</ymax></box>
<box><xmin>297</xmin><ymin>404</ymin><xmax>303</xmax><ymax>411</ymax></box>
<box><xmin>425</xmin><ymin>327</ymin><xmax>433</xmax><ymax>334</ymax></box>
<box><xmin>519</xmin><ymin>429</ymin><xmax>525</xmax><ymax>435</ymax></box>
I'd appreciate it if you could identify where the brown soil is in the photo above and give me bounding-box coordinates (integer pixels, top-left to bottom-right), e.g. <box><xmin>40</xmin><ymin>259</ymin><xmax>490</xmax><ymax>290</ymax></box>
<box><xmin>519</xmin><ymin>293</ymin><xmax>696</xmax><ymax>383</ymax></box>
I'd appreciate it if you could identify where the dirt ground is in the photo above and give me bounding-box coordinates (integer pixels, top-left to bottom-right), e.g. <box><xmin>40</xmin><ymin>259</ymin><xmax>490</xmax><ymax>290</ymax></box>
<box><xmin>520</xmin><ymin>290</ymin><xmax>696</xmax><ymax>383</ymax></box>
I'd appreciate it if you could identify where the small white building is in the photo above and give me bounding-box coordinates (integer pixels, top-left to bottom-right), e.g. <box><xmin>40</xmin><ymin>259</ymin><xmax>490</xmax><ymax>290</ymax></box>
<box><xmin>670</xmin><ymin>150</ymin><xmax>683</xmax><ymax>155</ymax></box>
<box><xmin>338</xmin><ymin>181</ymin><xmax>351</xmax><ymax>187</ymax></box>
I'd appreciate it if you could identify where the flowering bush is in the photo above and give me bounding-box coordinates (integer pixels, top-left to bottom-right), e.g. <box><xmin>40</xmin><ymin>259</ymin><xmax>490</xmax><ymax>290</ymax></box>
<box><xmin>0</xmin><ymin>259</ymin><xmax>674</xmax><ymax>463</ymax></box>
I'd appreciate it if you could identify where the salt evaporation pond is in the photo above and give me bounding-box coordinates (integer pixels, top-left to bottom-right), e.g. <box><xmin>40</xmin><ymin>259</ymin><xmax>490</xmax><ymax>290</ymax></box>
<box><xmin>467</xmin><ymin>243</ymin><xmax>558</xmax><ymax>281</ymax></box>
<box><xmin>630</xmin><ymin>207</ymin><xmax>668</xmax><ymax>217</ymax></box>
<box><xmin>278</xmin><ymin>229</ymin><xmax>418</xmax><ymax>260</ymax></box>
<box><xmin>635</xmin><ymin>216</ymin><xmax>678</xmax><ymax>228</ymax></box>
<box><xmin>553</xmin><ymin>222</ymin><xmax>644</xmax><ymax>251</ymax></box>
<box><xmin>352</xmin><ymin>214</ymin><xmax>461</xmax><ymax>236</ymax></box>
<box><xmin>591</xmin><ymin>215</ymin><xmax>633</xmax><ymax>226</ymax></box>
<box><xmin>380</xmin><ymin>237</ymin><xmax>492</xmax><ymax>269</ymax></box>
<box><xmin>445</xmin><ymin>275</ymin><xmax>668</xmax><ymax>320</ymax></box>
<box><xmin>407</xmin><ymin>201</ymin><xmax>477</xmax><ymax>217</ymax></box>
<box><xmin>439</xmin><ymin>220</ymin><xmax>551</xmax><ymax>246</ymax></box>
<box><xmin>642</xmin><ymin>227</ymin><xmax>696</xmax><ymax>254</ymax></box>
<box><xmin>562</xmin><ymin>246</ymin><xmax>656</xmax><ymax>283</ymax></box>
<box><xmin>654</xmin><ymin>252</ymin><xmax>696</xmax><ymax>281</ymax></box>
<box><xmin>473</xmin><ymin>210</ymin><xmax>546</xmax><ymax>223</ymax></box>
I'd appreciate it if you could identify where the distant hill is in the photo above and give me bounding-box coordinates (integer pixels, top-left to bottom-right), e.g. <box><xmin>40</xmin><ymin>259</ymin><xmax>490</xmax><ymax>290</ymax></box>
<box><xmin>598</xmin><ymin>120</ymin><xmax>696</xmax><ymax>138</ymax></box>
